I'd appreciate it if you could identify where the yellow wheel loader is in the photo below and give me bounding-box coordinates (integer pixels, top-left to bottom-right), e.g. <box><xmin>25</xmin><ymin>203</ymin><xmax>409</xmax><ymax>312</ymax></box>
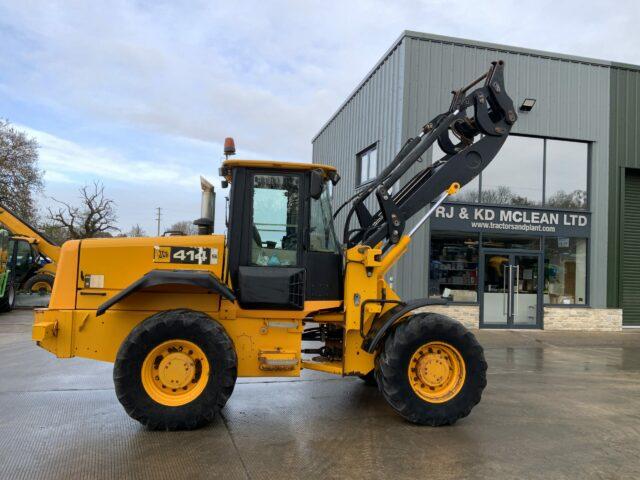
<box><xmin>32</xmin><ymin>61</ymin><xmax>517</xmax><ymax>430</ymax></box>
<box><xmin>0</xmin><ymin>205</ymin><xmax>60</xmax><ymax>294</ymax></box>
<box><xmin>0</xmin><ymin>229</ymin><xmax>13</xmax><ymax>312</ymax></box>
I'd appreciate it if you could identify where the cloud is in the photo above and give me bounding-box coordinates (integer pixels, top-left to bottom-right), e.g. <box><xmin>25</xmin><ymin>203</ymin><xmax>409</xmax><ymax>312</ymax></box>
<box><xmin>18</xmin><ymin>125</ymin><xmax>229</xmax><ymax>234</ymax></box>
<box><xmin>42</xmin><ymin>170</ymin><xmax>74</xmax><ymax>184</ymax></box>
<box><xmin>2</xmin><ymin>0</ymin><xmax>640</xmax><ymax>233</ymax></box>
<box><xmin>20</xmin><ymin>125</ymin><xmax>202</xmax><ymax>188</ymax></box>
<box><xmin>0</xmin><ymin>1</ymin><xmax>407</xmax><ymax>161</ymax></box>
<box><xmin>3</xmin><ymin>1</ymin><xmax>640</xmax><ymax>164</ymax></box>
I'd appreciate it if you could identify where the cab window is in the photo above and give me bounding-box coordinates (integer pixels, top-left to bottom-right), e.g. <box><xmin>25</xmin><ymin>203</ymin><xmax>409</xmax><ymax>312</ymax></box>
<box><xmin>250</xmin><ymin>174</ymin><xmax>300</xmax><ymax>266</ymax></box>
<box><xmin>309</xmin><ymin>184</ymin><xmax>340</xmax><ymax>253</ymax></box>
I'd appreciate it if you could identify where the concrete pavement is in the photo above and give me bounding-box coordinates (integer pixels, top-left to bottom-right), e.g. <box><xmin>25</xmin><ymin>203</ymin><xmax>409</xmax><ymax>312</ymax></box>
<box><xmin>1</xmin><ymin>309</ymin><xmax>639</xmax><ymax>479</ymax></box>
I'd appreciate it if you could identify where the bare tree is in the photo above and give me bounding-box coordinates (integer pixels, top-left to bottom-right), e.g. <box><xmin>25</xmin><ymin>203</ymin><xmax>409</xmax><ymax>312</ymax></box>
<box><xmin>38</xmin><ymin>222</ymin><xmax>72</xmax><ymax>245</ymax></box>
<box><xmin>47</xmin><ymin>181</ymin><xmax>118</xmax><ymax>239</ymax></box>
<box><xmin>169</xmin><ymin>220</ymin><xmax>197</xmax><ymax>236</ymax></box>
<box><xmin>128</xmin><ymin>224</ymin><xmax>146</xmax><ymax>237</ymax></box>
<box><xmin>480</xmin><ymin>185</ymin><xmax>536</xmax><ymax>207</ymax></box>
<box><xmin>0</xmin><ymin>119</ymin><xmax>44</xmax><ymax>221</ymax></box>
<box><xmin>547</xmin><ymin>189</ymin><xmax>587</xmax><ymax>209</ymax></box>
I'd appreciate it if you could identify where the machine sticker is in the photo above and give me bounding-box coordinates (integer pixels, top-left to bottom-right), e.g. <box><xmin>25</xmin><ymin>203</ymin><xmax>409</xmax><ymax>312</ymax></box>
<box><xmin>153</xmin><ymin>246</ymin><xmax>218</xmax><ymax>265</ymax></box>
<box><xmin>84</xmin><ymin>274</ymin><xmax>104</xmax><ymax>288</ymax></box>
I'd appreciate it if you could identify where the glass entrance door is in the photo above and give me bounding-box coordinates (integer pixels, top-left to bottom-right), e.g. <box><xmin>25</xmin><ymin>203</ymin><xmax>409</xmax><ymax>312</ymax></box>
<box><xmin>481</xmin><ymin>252</ymin><xmax>541</xmax><ymax>328</ymax></box>
<box><xmin>512</xmin><ymin>255</ymin><xmax>539</xmax><ymax>326</ymax></box>
<box><xmin>482</xmin><ymin>253</ymin><xmax>510</xmax><ymax>326</ymax></box>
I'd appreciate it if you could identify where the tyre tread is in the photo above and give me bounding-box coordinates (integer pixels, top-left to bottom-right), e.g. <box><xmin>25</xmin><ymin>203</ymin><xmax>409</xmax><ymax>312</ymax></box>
<box><xmin>375</xmin><ymin>313</ymin><xmax>487</xmax><ymax>426</ymax></box>
<box><xmin>113</xmin><ymin>309</ymin><xmax>237</xmax><ymax>430</ymax></box>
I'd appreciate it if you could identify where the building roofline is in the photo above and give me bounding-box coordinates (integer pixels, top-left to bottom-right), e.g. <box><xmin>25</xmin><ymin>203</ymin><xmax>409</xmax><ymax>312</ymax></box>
<box><xmin>311</xmin><ymin>31</ymin><xmax>407</xmax><ymax>143</ymax></box>
<box><xmin>402</xmin><ymin>30</ymin><xmax>619</xmax><ymax>68</ymax></box>
<box><xmin>311</xmin><ymin>30</ymin><xmax>640</xmax><ymax>143</ymax></box>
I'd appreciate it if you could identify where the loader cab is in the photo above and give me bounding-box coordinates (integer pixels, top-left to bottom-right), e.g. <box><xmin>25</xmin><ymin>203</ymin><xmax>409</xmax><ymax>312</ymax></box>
<box><xmin>222</xmin><ymin>160</ymin><xmax>343</xmax><ymax>309</ymax></box>
<box><xmin>8</xmin><ymin>237</ymin><xmax>40</xmax><ymax>287</ymax></box>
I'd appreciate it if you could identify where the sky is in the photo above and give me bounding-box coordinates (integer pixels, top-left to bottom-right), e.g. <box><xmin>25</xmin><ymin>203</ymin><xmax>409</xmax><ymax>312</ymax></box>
<box><xmin>1</xmin><ymin>0</ymin><xmax>639</xmax><ymax>235</ymax></box>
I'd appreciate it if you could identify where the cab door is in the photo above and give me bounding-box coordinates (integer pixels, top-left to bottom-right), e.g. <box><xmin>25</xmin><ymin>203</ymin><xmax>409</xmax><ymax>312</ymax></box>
<box><xmin>233</xmin><ymin>170</ymin><xmax>306</xmax><ymax>309</ymax></box>
<box><xmin>303</xmin><ymin>180</ymin><xmax>342</xmax><ymax>300</ymax></box>
<box><xmin>10</xmin><ymin>239</ymin><xmax>36</xmax><ymax>287</ymax></box>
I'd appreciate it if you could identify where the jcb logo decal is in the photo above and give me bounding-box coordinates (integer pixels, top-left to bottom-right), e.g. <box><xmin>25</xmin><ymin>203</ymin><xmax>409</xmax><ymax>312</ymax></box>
<box><xmin>153</xmin><ymin>246</ymin><xmax>171</xmax><ymax>263</ymax></box>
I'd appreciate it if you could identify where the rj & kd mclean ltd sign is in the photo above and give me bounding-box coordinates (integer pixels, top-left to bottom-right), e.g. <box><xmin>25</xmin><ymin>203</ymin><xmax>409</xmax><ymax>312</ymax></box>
<box><xmin>431</xmin><ymin>203</ymin><xmax>590</xmax><ymax>237</ymax></box>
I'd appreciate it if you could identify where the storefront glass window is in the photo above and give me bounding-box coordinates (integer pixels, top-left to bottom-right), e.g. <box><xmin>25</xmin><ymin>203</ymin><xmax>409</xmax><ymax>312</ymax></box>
<box><xmin>545</xmin><ymin>140</ymin><xmax>588</xmax><ymax>210</ymax></box>
<box><xmin>433</xmin><ymin>136</ymin><xmax>589</xmax><ymax>211</ymax></box>
<box><xmin>544</xmin><ymin>237</ymin><xmax>587</xmax><ymax>305</ymax></box>
<box><xmin>429</xmin><ymin>234</ymin><xmax>479</xmax><ymax>302</ymax></box>
<box><xmin>481</xmin><ymin>136</ymin><xmax>544</xmax><ymax>206</ymax></box>
<box><xmin>482</xmin><ymin>236</ymin><xmax>540</xmax><ymax>250</ymax></box>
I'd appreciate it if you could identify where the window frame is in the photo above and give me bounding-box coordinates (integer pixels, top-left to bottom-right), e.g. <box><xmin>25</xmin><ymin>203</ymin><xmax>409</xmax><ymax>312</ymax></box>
<box><xmin>356</xmin><ymin>142</ymin><xmax>378</xmax><ymax>187</ymax></box>
<box><xmin>246</xmin><ymin>170</ymin><xmax>304</xmax><ymax>267</ymax></box>
<box><xmin>441</xmin><ymin>134</ymin><xmax>591</xmax><ymax>211</ymax></box>
<box><xmin>308</xmin><ymin>183</ymin><xmax>341</xmax><ymax>254</ymax></box>
<box><xmin>544</xmin><ymin>138</ymin><xmax>590</xmax><ymax>211</ymax></box>
<box><xmin>427</xmin><ymin>231</ymin><xmax>591</xmax><ymax>308</ymax></box>
<box><xmin>429</xmin><ymin>232</ymin><xmax>480</xmax><ymax>305</ymax></box>
<box><xmin>542</xmin><ymin>236</ymin><xmax>590</xmax><ymax>308</ymax></box>
<box><xmin>480</xmin><ymin>134</ymin><xmax>545</xmax><ymax>207</ymax></box>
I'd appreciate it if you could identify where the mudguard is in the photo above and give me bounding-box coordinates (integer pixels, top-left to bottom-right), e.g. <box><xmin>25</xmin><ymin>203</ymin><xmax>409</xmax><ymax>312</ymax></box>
<box><xmin>96</xmin><ymin>269</ymin><xmax>236</xmax><ymax>316</ymax></box>
<box><xmin>361</xmin><ymin>298</ymin><xmax>448</xmax><ymax>353</ymax></box>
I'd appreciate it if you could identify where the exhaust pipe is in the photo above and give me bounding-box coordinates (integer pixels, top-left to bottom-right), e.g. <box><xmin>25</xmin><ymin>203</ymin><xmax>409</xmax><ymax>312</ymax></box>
<box><xmin>193</xmin><ymin>176</ymin><xmax>215</xmax><ymax>235</ymax></box>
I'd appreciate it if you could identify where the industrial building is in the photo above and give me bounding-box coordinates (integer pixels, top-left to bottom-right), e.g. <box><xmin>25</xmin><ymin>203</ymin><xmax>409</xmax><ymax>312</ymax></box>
<box><xmin>313</xmin><ymin>31</ymin><xmax>640</xmax><ymax>330</ymax></box>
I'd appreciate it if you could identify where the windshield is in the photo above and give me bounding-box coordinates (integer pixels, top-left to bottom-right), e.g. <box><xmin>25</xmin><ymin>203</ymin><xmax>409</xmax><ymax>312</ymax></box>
<box><xmin>309</xmin><ymin>182</ymin><xmax>340</xmax><ymax>254</ymax></box>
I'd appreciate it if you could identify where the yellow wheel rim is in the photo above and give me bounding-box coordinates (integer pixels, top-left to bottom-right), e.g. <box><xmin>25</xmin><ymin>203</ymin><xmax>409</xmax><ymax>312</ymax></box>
<box><xmin>141</xmin><ymin>339</ymin><xmax>209</xmax><ymax>407</ymax></box>
<box><xmin>31</xmin><ymin>281</ymin><xmax>52</xmax><ymax>294</ymax></box>
<box><xmin>408</xmin><ymin>341</ymin><xmax>466</xmax><ymax>404</ymax></box>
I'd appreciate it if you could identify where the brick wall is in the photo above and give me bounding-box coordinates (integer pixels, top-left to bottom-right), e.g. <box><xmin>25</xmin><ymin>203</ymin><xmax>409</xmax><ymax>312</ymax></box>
<box><xmin>414</xmin><ymin>305</ymin><xmax>479</xmax><ymax>329</ymax></box>
<box><xmin>543</xmin><ymin>308</ymin><xmax>622</xmax><ymax>331</ymax></box>
<box><xmin>412</xmin><ymin>305</ymin><xmax>623</xmax><ymax>331</ymax></box>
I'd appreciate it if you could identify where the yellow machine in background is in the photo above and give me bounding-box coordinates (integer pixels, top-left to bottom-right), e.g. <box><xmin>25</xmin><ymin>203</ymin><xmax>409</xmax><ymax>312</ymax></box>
<box><xmin>0</xmin><ymin>229</ymin><xmax>12</xmax><ymax>312</ymax></box>
<box><xmin>0</xmin><ymin>204</ymin><xmax>60</xmax><ymax>294</ymax></box>
<box><xmin>33</xmin><ymin>61</ymin><xmax>517</xmax><ymax>430</ymax></box>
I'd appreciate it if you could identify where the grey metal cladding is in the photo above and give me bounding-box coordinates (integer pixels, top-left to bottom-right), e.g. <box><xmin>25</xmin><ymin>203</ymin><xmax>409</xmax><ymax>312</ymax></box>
<box><xmin>607</xmin><ymin>65</ymin><xmax>640</xmax><ymax>307</ymax></box>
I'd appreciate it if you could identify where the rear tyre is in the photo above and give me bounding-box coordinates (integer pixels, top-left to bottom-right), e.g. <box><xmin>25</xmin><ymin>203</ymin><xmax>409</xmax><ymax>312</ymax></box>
<box><xmin>375</xmin><ymin>313</ymin><xmax>486</xmax><ymax>426</ymax></box>
<box><xmin>358</xmin><ymin>370</ymin><xmax>377</xmax><ymax>386</ymax></box>
<box><xmin>23</xmin><ymin>273</ymin><xmax>55</xmax><ymax>295</ymax></box>
<box><xmin>0</xmin><ymin>284</ymin><xmax>15</xmax><ymax>313</ymax></box>
<box><xmin>113</xmin><ymin>309</ymin><xmax>237</xmax><ymax>430</ymax></box>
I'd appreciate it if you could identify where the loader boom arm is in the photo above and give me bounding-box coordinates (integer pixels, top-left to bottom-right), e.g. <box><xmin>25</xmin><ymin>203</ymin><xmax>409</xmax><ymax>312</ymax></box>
<box><xmin>0</xmin><ymin>204</ymin><xmax>60</xmax><ymax>263</ymax></box>
<box><xmin>341</xmin><ymin>60</ymin><xmax>517</xmax><ymax>249</ymax></box>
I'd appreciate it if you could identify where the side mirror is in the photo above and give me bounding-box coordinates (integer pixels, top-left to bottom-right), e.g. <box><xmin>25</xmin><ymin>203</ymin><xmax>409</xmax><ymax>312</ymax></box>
<box><xmin>310</xmin><ymin>169</ymin><xmax>324</xmax><ymax>200</ymax></box>
<box><xmin>328</xmin><ymin>171</ymin><xmax>340</xmax><ymax>186</ymax></box>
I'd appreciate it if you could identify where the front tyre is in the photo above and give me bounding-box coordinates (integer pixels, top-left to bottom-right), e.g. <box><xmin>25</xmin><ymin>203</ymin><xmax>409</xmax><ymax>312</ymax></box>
<box><xmin>375</xmin><ymin>313</ymin><xmax>486</xmax><ymax>426</ymax></box>
<box><xmin>113</xmin><ymin>309</ymin><xmax>237</xmax><ymax>430</ymax></box>
<box><xmin>24</xmin><ymin>273</ymin><xmax>55</xmax><ymax>295</ymax></box>
<box><xmin>358</xmin><ymin>370</ymin><xmax>377</xmax><ymax>387</ymax></box>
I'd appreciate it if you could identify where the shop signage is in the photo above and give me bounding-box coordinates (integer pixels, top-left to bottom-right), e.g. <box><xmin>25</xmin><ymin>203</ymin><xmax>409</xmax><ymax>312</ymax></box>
<box><xmin>431</xmin><ymin>203</ymin><xmax>590</xmax><ymax>237</ymax></box>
